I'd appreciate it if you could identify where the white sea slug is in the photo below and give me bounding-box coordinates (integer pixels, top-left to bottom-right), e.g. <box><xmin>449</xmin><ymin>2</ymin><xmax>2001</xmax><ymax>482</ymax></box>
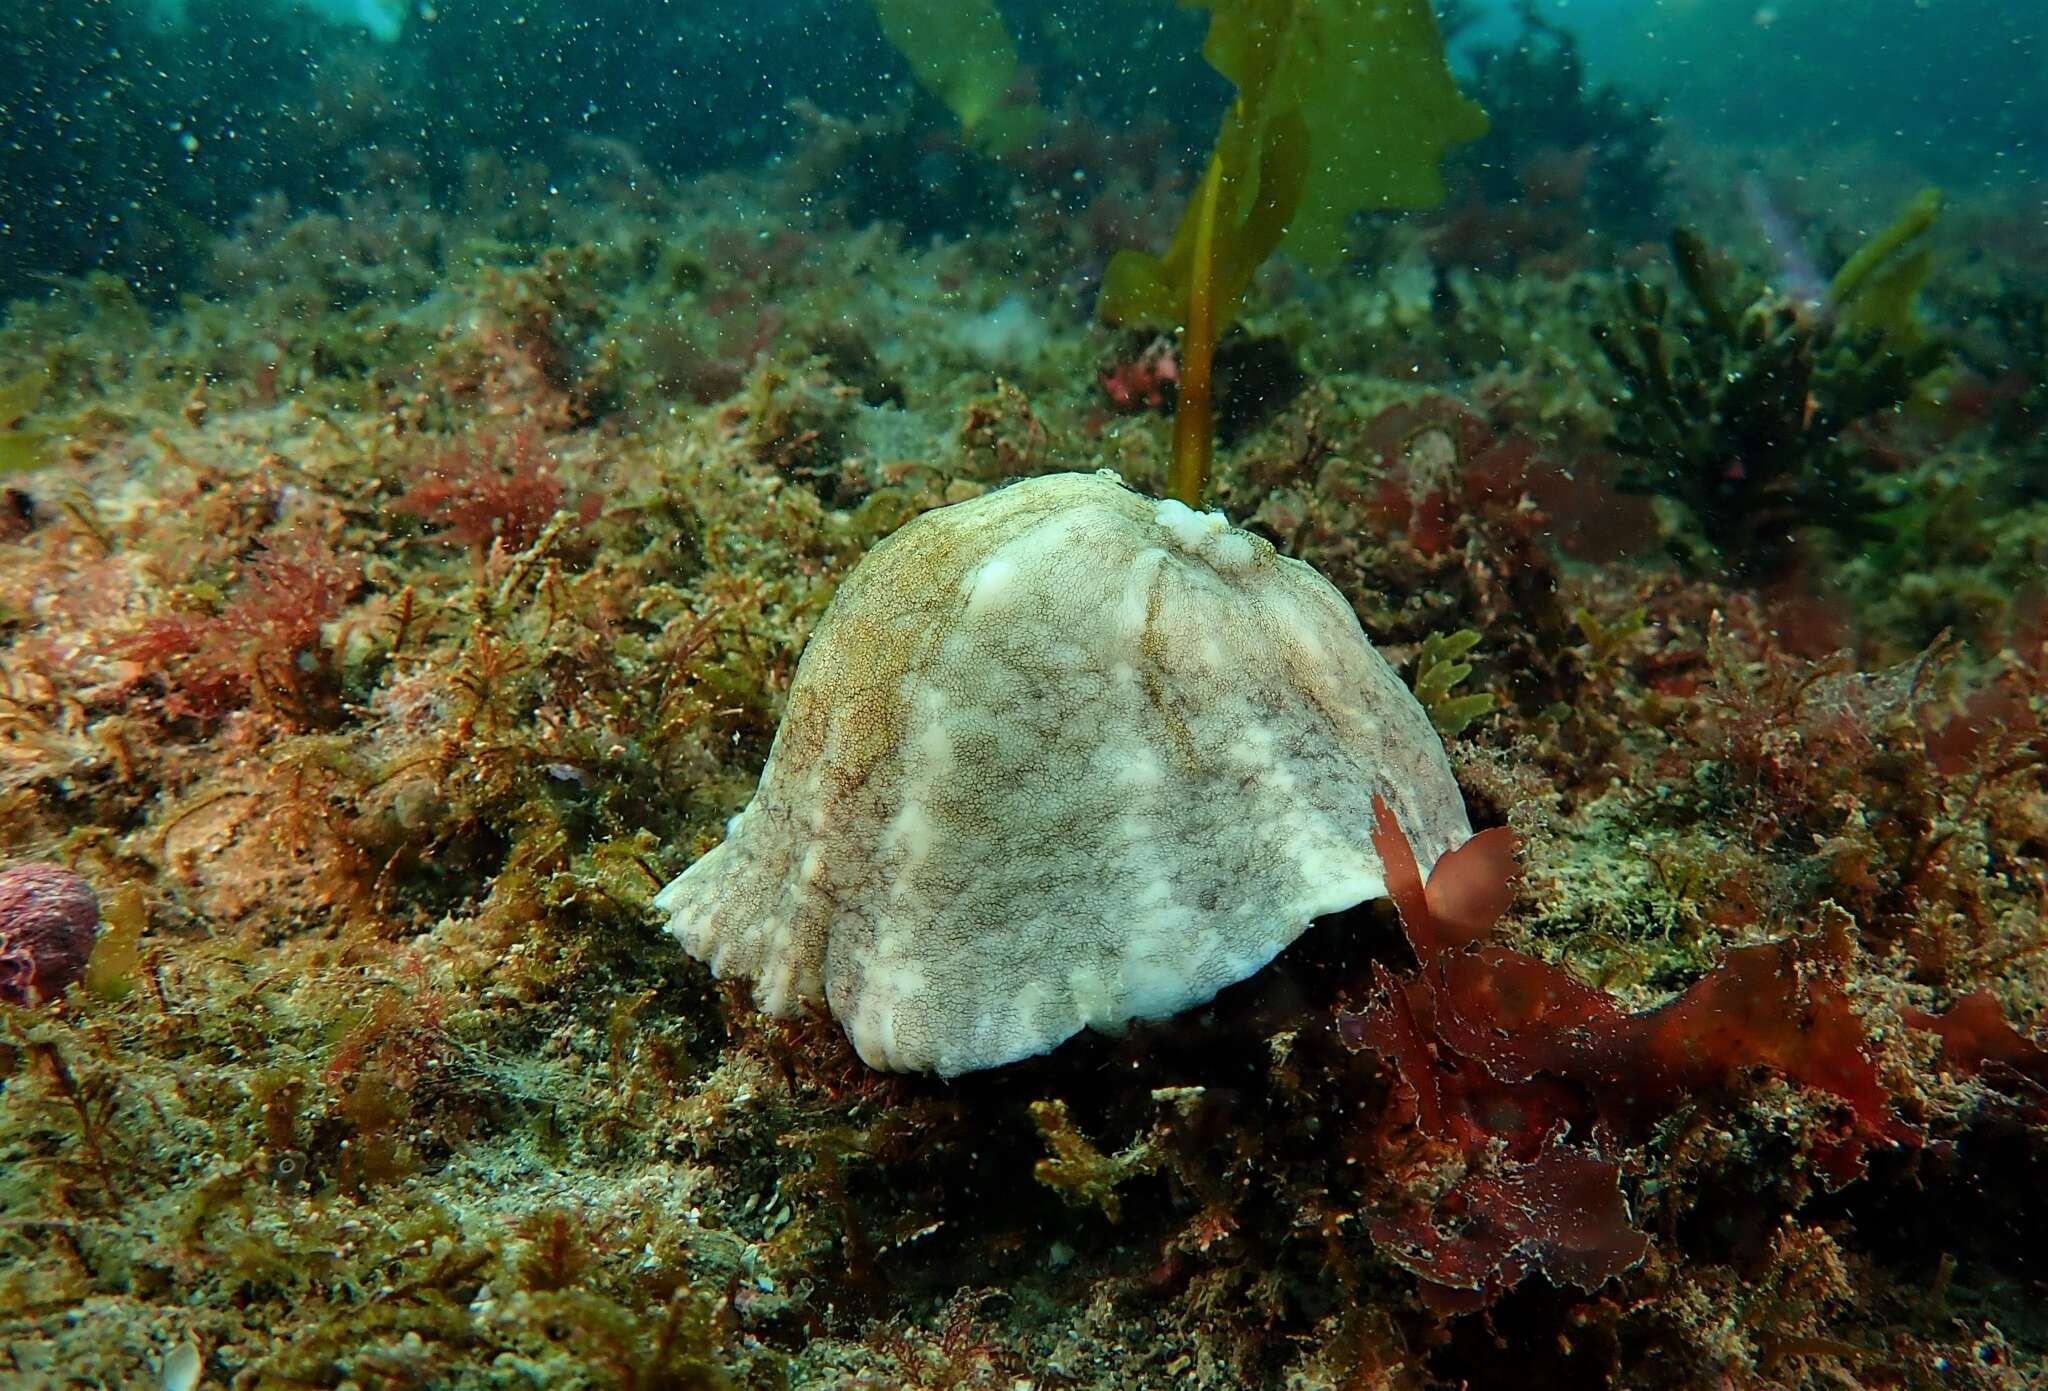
<box><xmin>655</xmin><ymin>470</ymin><xmax>1474</xmax><ymax>1076</ymax></box>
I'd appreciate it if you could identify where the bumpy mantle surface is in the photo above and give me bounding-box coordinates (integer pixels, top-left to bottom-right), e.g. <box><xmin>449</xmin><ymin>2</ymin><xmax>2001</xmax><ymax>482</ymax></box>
<box><xmin>655</xmin><ymin>470</ymin><xmax>1473</xmax><ymax>1074</ymax></box>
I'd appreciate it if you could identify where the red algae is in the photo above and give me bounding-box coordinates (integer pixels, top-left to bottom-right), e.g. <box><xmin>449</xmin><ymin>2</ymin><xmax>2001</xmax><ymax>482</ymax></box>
<box><xmin>1905</xmin><ymin>991</ymin><xmax>2048</xmax><ymax>1095</ymax></box>
<box><xmin>1352</xmin><ymin>797</ymin><xmax>1918</xmax><ymax>1305</ymax></box>
<box><xmin>1371</xmin><ymin>1144</ymin><xmax>1649</xmax><ymax>1313</ymax></box>
<box><xmin>394</xmin><ymin>427</ymin><xmax>581</xmax><ymax>555</ymax></box>
<box><xmin>1097</xmin><ymin>334</ymin><xmax>1179</xmax><ymax>412</ymax></box>
<box><xmin>119</xmin><ymin>539</ymin><xmax>360</xmax><ymax>723</ymax></box>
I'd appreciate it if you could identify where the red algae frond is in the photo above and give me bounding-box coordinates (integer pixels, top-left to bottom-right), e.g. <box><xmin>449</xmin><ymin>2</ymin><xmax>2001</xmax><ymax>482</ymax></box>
<box><xmin>119</xmin><ymin>539</ymin><xmax>361</xmax><ymax>724</ymax></box>
<box><xmin>395</xmin><ymin>427</ymin><xmax>579</xmax><ymax>555</ymax></box>
<box><xmin>1354</xmin><ymin>795</ymin><xmax>1916</xmax><ymax>1305</ymax></box>
<box><xmin>1905</xmin><ymin>991</ymin><xmax>2048</xmax><ymax>1108</ymax></box>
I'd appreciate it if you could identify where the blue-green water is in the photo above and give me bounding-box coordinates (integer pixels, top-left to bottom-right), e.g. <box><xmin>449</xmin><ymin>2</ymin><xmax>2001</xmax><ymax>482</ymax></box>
<box><xmin>2</xmin><ymin>0</ymin><xmax>2039</xmax><ymax>301</ymax></box>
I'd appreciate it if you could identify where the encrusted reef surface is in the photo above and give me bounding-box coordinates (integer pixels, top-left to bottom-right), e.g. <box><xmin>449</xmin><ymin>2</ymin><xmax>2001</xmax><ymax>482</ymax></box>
<box><xmin>2</xmin><ymin>104</ymin><xmax>2046</xmax><ymax>1391</ymax></box>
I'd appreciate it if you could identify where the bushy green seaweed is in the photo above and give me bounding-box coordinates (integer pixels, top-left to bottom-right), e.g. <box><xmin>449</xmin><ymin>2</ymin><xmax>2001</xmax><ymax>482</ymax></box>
<box><xmin>0</xmin><ymin>365</ymin><xmax>54</xmax><ymax>475</ymax></box>
<box><xmin>1592</xmin><ymin>194</ymin><xmax>1948</xmax><ymax>576</ymax></box>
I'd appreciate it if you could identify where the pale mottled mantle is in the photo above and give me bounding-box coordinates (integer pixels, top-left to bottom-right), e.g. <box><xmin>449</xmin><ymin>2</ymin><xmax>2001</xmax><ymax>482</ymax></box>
<box><xmin>656</xmin><ymin>470</ymin><xmax>1472</xmax><ymax>1075</ymax></box>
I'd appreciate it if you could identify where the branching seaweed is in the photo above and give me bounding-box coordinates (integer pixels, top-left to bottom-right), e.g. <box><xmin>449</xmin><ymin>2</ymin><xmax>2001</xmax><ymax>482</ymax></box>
<box><xmin>1593</xmin><ymin>198</ymin><xmax>1947</xmax><ymax>576</ymax></box>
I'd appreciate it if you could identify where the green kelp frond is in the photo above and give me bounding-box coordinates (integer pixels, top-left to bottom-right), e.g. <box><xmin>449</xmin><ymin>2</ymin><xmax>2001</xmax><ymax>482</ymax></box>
<box><xmin>1829</xmin><ymin>187</ymin><xmax>1941</xmax><ymax>351</ymax></box>
<box><xmin>1098</xmin><ymin>107</ymin><xmax>1311</xmax><ymax>333</ymax></box>
<box><xmin>1101</xmin><ymin>0</ymin><xmax>1487</xmax><ymax>332</ymax></box>
<box><xmin>870</xmin><ymin>0</ymin><xmax>1040</xmax><ymax>151</ymax></box>
<box><xmin>1829</xmin><ymin>188</ymin><xmax>1940</xmax><ymax>306</ymax></box>
<box><xmin>1099</xmin><ymin>0</ymin><xmax>1485</xmax><ymax>505</ymax></box>
<box><xmin>1200</xmin><ymin>0</ymin><xmax>1490</xmax><ymax>269</ymax></box>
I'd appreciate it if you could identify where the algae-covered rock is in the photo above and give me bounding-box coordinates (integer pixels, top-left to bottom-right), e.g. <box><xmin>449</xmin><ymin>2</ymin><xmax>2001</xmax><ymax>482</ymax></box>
<box><xmin>655</xmin><ymin>470</ymin><xmax>1473</xmax><ymax>1075</ymax></box>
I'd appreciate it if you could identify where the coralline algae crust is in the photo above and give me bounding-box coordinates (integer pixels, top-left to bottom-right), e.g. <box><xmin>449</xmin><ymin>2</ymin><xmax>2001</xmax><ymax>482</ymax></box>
<box><xmin>655</xmin><ymin>469</ymin><xmax>1473</xmax><ymax>1075</ymax></box>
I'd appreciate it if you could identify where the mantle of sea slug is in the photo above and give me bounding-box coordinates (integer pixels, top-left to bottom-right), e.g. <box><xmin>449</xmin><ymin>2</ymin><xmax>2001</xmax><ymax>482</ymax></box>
<box><xmin>654</xmin><ymin>470</ymin><xmax>1473</xmax><ymax>1076</ymax></box>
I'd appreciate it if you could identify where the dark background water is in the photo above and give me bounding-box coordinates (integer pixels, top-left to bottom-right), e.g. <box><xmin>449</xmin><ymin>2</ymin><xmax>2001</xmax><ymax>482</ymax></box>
<box><xmin>0</xmin><ymin>0</ymin><xmax>2040</xmax><ymax>304</ymax></box>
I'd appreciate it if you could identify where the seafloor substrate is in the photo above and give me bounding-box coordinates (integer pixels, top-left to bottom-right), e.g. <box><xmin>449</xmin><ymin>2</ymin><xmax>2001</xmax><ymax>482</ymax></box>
<box><xmin>0</xmin><ymin>137</ymin><xmax>2044</xmax><ymax>1390</ymax></box>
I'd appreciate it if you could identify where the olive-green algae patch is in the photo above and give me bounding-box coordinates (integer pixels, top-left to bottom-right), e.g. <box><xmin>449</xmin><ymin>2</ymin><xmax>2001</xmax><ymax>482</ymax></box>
<box><xmin>0</xmin><ymin>365</ymin><xmax>56</xmax><ymax>475</ymax></box>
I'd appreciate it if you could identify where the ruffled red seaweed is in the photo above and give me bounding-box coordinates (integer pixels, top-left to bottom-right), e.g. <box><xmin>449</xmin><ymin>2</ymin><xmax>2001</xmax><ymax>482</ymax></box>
<box><xmin>1369</xmin><ymin>1145</ymin><xmax>1649</xmax><ymax>1315</ymax></box>
<box><xmin>1904</xmin><ymin>990</ymin><xmax>2048</xmax><ymax>1111</ymax></box>
<box><xmin>1354</xmin><ymin>796</ymin><xmax>1915</xmax><ymax>1305</ymax></box>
